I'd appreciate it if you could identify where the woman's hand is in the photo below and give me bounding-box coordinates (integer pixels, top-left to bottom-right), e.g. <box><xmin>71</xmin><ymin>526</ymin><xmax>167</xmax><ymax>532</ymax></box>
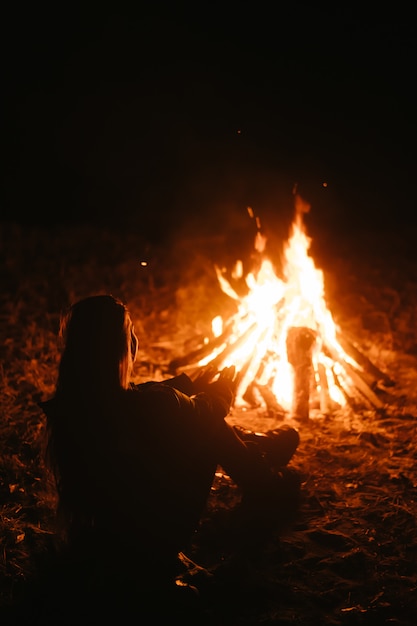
<box><xmin>208</xmin><ymin>365</ymin><xmax>237</xmax><ymax>406</ymax></box>
<box><xmin>217</xmin><ymin>365</ymin><xmax>236</xmax><ymax>384</ymax></box>
<box><xmin>191</xmin><ymin>365</ymin><xmax>218</xmax><ymax>392</ymax></box>
<box><xmin>192</xmin><ymin>365</ymin><xmax>237</xmax><ymax>393</ymax></box>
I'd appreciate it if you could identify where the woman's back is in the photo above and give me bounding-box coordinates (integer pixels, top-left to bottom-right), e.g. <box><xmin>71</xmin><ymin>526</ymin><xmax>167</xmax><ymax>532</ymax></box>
<box><xmin>42</xmin><ymin>380</ymin><xmax>228</xmax><ymax>568</ymax></box>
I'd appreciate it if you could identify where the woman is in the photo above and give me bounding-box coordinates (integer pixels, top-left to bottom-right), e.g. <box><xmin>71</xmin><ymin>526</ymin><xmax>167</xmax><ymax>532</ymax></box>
<box><xmin>40</xmin><ymin>294</ymin><xmax>299</xmax><ymax>616</ymax></box>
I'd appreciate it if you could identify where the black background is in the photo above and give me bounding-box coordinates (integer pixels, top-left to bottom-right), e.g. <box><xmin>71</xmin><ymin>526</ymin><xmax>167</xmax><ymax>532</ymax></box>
<box><xmin>4</xmin><ymin>4</ymin><xmax>416</xmax><ymax>243</ymax></box>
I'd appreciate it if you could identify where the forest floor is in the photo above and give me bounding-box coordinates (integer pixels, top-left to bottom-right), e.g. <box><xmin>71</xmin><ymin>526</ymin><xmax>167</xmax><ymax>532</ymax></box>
<box><xmin>1</xmin><ymin>216</ymin><xmax>417</xmax><ymax>625</ymax></box>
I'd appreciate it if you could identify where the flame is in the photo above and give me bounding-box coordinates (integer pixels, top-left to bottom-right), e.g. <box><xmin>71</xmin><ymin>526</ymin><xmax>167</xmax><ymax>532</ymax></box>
<box><xmin>198</xmin><ymin>195</ymin><xmax>360</xmax><ymax>416</ymax></box>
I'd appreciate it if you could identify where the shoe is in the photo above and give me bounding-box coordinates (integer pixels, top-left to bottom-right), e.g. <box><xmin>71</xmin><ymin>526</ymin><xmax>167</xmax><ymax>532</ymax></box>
<box><xmin>233</xmin><ymin>424</ymin><xmax>300</xmax><ymax>467</ymax></box>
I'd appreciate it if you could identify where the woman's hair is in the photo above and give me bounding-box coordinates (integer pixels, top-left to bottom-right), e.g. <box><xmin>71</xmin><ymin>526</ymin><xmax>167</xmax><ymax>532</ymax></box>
<box><xmin>43</xmin><ymin>295</ymin><xmax>135</xmax><ymax>535</ymax></box>
<box><xmin>56</xmin><ymin>294</ymin><xmax>134</xmax><ymax>397</ymax></box>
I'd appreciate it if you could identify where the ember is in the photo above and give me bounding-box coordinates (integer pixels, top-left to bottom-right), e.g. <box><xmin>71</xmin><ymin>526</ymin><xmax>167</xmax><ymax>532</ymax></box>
<box><xmin>170</xmin><ymin>195</ymin><xmax>394</xmax><ymax>420</ymax></box>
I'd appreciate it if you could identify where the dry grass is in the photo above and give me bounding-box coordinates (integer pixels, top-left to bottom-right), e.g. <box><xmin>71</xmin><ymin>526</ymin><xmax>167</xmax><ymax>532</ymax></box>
<box><xmin>1</xmin><ymin>219</ymin><xmax>417</xmax><ymax>625</ymax></box>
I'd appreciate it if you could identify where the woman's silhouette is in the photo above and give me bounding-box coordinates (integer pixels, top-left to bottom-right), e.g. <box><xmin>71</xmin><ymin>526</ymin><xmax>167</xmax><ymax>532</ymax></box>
<box><xmin>40</xmin><ymin>294</ymin><xmax>299</xmax><ymax>619</ymax></box>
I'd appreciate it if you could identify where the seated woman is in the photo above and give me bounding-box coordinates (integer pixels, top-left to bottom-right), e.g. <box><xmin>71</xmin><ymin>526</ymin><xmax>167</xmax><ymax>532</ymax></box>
<box><xmin>40</xmin><ymin>294</ymin><xmax>299</xmax><ymax>618</ymax></box>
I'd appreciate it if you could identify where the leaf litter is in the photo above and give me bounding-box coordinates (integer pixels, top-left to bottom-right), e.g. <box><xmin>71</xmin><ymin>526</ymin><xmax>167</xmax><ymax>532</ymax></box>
<box><xmin>1</xmin><ymin>221</ymin><xmax>417</xmax><ymax>624</ymax></box>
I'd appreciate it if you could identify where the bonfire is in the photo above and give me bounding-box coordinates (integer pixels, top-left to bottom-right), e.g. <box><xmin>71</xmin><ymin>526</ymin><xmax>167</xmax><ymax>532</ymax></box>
<box><xmin>170</xmin><ymin>195</ymin><xmax>393</xmax><ymax>422</ymax></box>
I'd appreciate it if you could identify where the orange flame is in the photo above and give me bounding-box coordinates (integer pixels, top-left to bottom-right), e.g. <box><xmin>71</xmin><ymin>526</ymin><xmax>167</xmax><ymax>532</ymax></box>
<box><xmin>199</xmin><ymin>195</ymin><xmax>358</xmax><ymax>415</ymax></box>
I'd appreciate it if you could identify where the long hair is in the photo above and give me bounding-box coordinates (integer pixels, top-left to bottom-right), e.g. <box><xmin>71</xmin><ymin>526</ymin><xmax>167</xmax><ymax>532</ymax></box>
<box><xmin>43</xmin><ymin>295</ymin><xmax>136</xmax><ymax>535</ymax></box>
<box><xmin>56</xmin><ymin>294</ymin><xmax>134</xmax><ymax>397</ymax></box>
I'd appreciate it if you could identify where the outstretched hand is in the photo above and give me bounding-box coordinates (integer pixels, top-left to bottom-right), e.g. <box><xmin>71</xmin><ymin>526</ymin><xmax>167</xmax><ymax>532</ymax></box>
<box><xmin>191</xmin><ymin>365</ymin><xmax>218</xmax><ymax>392</ymax></box>
<box><xmin>217</xmin><ymin>365</ymin><xmax>236</xmax><ymax>385</ymax></box>
<box><xmin>192</xmin><ymin>364</ymin><xmax>237</xmax><ymax>396</ymax></box>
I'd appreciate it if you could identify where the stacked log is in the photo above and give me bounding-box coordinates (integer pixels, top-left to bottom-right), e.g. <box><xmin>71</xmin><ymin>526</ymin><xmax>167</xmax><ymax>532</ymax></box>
<box><xmin>169</xmin><ymin>319</ymin><xmax>393</xmax><ymax>416</ymax></box>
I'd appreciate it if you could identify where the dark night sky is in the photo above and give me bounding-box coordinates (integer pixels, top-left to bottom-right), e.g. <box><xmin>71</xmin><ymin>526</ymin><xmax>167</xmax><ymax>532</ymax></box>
<box><xmin>4</xmin><ymin>5</ymin><xmax>417</xmax><ymax>242</ymax></box>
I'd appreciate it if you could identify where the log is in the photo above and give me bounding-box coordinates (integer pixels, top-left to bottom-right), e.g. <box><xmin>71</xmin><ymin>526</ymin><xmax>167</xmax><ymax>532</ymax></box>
<box><xmin>324</xmin><ymin>342</ymin><xmax>385</xmax><ymax>409</ymax></box>
<box><xmin>203</xmin><ymin>321</ymin><xmax>258</xmax><ymax>371</ymax></box>
<box><xmin>331</xmin><ymin>368</ymin><xmax>363</xmax><ymax>411</ymax></box>
<box><xmin>317</xmin><ymin>362</ymin><xmax>332</xmax><ymax>415</ymax></box>
<box><xmin>255</xmin><ymin>383</ymin><xmax>286</xmax><ymax>418</ymax></box>
<box><xmin>343</xmin><ymin>361</ymin><xmax>385</xmax><ymax>409</ymax></box>
<box><xmin>286</xmin><ymin>326</ymin><xmax>317</xmax><ymax>421</ymax></box>
<box><xmin>169</xmin><ymin>317</ymin><xmax>237</xmax><ymax>372</ymax></box>
<box><xmin>333</xmin><ymin>365</ymin><xmax>378</xmax><ymax>411</ymax></box>
<box><xmin>242</xmin><ymin>382</ymin><xmax>261</xmax><ymax>407</ymax></box>
<box><xmin>336</xmin><ymin>331</ymin><xmax>395</xmax><ymax>387</ymax></box>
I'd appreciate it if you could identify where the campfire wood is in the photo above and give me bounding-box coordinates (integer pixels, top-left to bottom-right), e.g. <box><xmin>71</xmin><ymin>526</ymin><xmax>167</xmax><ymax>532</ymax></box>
<box><xmin>169</xmin><ymin>319</ymin><xmax>236</xmax><ymax>372</ymax></box>
<box><xmin>169</xmin><ymin>323</ymin><xmax>393</xmax><ymax>417</ymax></box>
<box><xmin>317</xmin><ymin>361</ymin><xmax>333</xmax><ymax>414</ymax></box>
<box><xmin>286</xmin><ymin>326</ymin><xmax>317</xmax><ymax>421</ymax></box>
<box><xmin>323</xmin><ymin>340</ymin><xmax>386</xmax><ymax>410</ymax></box>
<box><xmin>336</xmin><ymin>332</ymin><xmax>395</xmax><ymax>388</ymax></box>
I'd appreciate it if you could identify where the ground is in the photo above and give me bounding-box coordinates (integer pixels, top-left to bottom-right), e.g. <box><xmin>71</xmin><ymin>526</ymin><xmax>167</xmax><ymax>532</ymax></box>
<box><xmin>1</xmin><ymin>217</ymin><xmax>416</xmax><ymax>625</ymax></box>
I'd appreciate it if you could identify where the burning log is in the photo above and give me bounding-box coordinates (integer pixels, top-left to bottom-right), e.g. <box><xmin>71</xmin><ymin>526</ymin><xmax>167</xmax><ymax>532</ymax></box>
<box><xmin>254</xmin><ymin>383</ymin><xmax>286</xmax><ymax>418</ymax></box>
<box><xmin>169</xmin><ymin>332</ymin><xmax>225</xmax><ymax>373</ymax></box>
<box><xmin>331</xmin><ymin>367</ymin><xmax>358</xmax><ymax>410</ymax></box>
<box><xmin>332</xmin><ymin>366</ymin><xmax>372</xmax><ymax>412</ymax></box>
<box><xmin>316</xmin><ymin>362</ymin><xmax>333</xmax><ymax>415</ymax></box>
<box><xmin>286</xmin><ymin>326</ymin><xmax>317</xmax><ymax>421</ymax></box>
<box><xmin>336</xmin><ymin>332</ymin><xmax>395</xmax><ymax>389</ymax></box>
<box><xmin>322</xmin><ymin>340</ymin><xmax>385</xmax><ymax>410</ymax></box>
<box><xmin>170</xmin><ymin>321</ymin><xmax>259</xmax><ymax>376</ymax></box>
<box><xmin>229</xmin><ymin>343</ymin><xmax>284</xmax><ymax>417</ymax></box>
<box><xmin>199</xmin><ymin>321</ymin><xmax>259</xmax><ymax>372</ymax></box>
<box><xmin>169</xmin><ymin>318</ymin><xmax>236</xmax><ymax>373</ymax></box>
